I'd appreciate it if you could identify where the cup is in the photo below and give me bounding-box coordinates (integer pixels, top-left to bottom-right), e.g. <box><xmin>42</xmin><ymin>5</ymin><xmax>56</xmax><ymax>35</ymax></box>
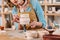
<box><xmin>1</xmin><ymin>26</ymin><xmax>4</xmax><ymax>30</ymax></box>
<box><xmin>25</xmin><ymin>31</ymin><xmax>38</xmax><ymax>39</ymax></box>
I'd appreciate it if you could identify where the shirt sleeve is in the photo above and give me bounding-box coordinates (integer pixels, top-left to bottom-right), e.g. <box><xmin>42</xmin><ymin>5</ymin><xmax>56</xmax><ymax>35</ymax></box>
<box><xmin>31</xmin><ymin>0</ymin><xmax>46</xmax><ymax>28</ymax></box>
<box><xmin>12</xmin><ymin>6</ymin><xmax>18</xmax><ymax>15</ymax></box>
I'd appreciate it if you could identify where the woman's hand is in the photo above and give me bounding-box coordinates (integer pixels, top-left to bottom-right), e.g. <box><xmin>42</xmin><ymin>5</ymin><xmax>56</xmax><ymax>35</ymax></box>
<box><xmin>30</xmin><ymin>21</ymin><xmax>42</xmax><ymax>28</ymax></box>
<box><xmin>13</xmin><ymin>14</ymin><xmax>19</xmax><ymax>23</ymax></box>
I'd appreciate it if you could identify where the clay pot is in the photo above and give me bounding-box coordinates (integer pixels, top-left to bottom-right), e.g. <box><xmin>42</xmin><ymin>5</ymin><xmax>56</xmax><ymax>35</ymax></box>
<box><xmin>0</xmin><ymin>26</ymin><xmax>4</xmax><ymax>30</ymax></box>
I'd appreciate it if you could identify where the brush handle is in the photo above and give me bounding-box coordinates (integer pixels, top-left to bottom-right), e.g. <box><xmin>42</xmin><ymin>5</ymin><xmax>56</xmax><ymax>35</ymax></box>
<box><xmin>23</xmin><ymin>24</ymin><xmax>26</xmax><ymax>32</ymax></box>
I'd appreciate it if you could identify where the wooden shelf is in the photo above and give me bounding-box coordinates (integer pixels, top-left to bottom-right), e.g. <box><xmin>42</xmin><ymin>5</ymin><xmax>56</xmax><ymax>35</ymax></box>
<box><xmin>46</xmin><ymin>13</ymin><xmax>60</xmax><ymax>16</ymax></box>
<box><xmin>47</xmin><ymin>4</ymin><xmax>60</xmax><ymax>6</ymax></box>
<box><xmin>0</xmin><ymin>4</ymin><xmax>9</xmax><ymax>7</ymax></box>
<box><xmin>0</xmin><ymin>5</ymin><xmax>7</xmax><ymax>7</ymax></box>
<box><xmin>41</xmin><ymin>4</ymin><xmax>45</xmax><ymax>6</ymax></box>
<box><xmin>39</xmin><ymin>2</ymin><xmax>45</xmax><ymax>6</ymax></box>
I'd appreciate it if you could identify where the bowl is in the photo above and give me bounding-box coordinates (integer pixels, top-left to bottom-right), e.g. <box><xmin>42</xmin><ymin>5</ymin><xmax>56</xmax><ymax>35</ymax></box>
<box><xmin>46</xmin><ymin>29</ymin><xmax>55</xmax><ymax>35</ymax></box>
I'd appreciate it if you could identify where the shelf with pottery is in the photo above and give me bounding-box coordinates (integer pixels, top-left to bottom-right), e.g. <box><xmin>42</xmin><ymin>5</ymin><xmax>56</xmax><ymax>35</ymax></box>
<box><xmin>43</xmin><ymin>0</ymin><xmax>60</xmax><ymax>26</ymax></box>
<box><xmin>46</xmin><ymin>10</ymin><xmax>60</xmax><ymax>16</ymax></box>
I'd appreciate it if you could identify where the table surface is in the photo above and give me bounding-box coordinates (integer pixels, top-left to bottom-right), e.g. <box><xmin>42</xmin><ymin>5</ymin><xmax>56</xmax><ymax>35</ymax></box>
<box><xmin>0</xmin><ymin>30</ymin><xmax>42</xmax><ymax>40</ymax></box>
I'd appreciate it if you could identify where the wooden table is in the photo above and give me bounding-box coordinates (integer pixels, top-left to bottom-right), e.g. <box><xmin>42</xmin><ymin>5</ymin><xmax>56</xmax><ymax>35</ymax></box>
<box><xmin>0</xmin><ymin>35</ymin><xmax>24</xmax><ymax>40</ymax></box>
<box><xmin>0</xmin><ymin>30</ymin><xmax>42</xmax><ymax>40</ymax></box>
<box><xmin>43</xmin><ymin>35</ymin><xmax>60</xmax><ymax>40</ymax></box>
<box><xmin>0</xmin><ymin>30</ymin><xmax>25</xmax><ymax>40</ymax></box>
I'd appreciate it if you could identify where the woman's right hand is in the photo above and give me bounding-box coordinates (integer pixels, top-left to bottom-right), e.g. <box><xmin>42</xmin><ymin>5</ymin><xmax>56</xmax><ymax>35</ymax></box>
<box><xmin>13</xmin><ymin>14</ymin><xmax>19</xmax><ymax>23</ymax></box>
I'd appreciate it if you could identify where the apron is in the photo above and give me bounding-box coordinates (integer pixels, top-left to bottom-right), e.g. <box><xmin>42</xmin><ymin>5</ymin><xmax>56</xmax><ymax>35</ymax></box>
<box><xmin>18</xmin><ymin>4</ymin><xmax>41</xmax><ymax>30</ymax></box>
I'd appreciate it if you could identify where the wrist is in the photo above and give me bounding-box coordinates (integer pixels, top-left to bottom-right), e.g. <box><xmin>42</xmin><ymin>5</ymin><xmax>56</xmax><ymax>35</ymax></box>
<box><xmin>36</xmin><ymin>22</ymin><xmax>42</xmax><ymax>27</ymax></box>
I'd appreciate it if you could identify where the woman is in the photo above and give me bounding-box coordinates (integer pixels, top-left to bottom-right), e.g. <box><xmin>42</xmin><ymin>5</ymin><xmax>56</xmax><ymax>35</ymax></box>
<box><xmin>6</xmin><ymin>0</ymin><xmax>46</xmax><ymax>30</ymax></box>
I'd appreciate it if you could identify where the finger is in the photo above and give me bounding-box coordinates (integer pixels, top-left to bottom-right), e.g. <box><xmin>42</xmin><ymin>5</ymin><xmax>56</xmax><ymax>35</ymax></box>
<box><xmin>15</xmin><ymin>19</ymin><xmax>19</xmax><ymax>22</ymax></box>
<box><xmin>30</xmin><ymin>22</ymin><xmax>35</xmax><ymax>26</ymax></box>
<box><xmin>31</xmin><ymin>25</ymin><xmax>36</xmax><ymax>28</ymax></box>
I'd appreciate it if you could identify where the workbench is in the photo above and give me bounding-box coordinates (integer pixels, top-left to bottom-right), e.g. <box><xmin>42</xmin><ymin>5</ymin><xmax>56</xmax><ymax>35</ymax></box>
<box><xmin>0</xmin><ymin>30</ymin><xmax>42</xmax><ymax>40</ymax></box>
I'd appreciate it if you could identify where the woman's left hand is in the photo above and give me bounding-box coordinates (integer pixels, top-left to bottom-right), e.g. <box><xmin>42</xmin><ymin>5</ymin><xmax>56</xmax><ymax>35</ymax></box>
<box><xmin>30</xmin><ymin>21</ymin><xmax>42</xmax><ymax>28</ymax></box>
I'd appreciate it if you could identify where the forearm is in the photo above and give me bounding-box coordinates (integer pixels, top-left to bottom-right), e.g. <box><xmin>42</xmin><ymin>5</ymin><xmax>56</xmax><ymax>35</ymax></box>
<box><xmin>35</xmin><ymin>0</ymin><xmax>46</xmax><ymax>28</ymax></box>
